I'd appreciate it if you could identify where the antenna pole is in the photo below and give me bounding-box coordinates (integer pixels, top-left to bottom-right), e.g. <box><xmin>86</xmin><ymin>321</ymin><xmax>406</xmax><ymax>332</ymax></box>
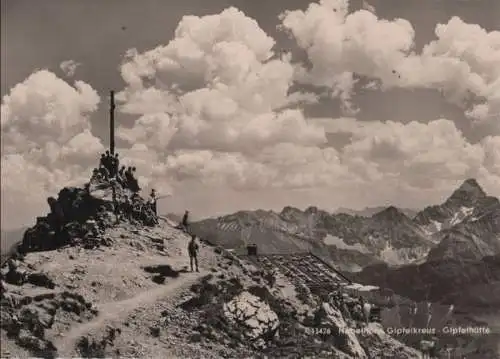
<box><xmin>110</xmin><ymin>90</ymin><xmax>115</xmax><ymax>155</ymax></box>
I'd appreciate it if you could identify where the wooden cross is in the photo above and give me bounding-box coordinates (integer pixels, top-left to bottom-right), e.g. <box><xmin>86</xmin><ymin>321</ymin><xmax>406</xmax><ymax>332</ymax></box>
<box><xmin>109</xmin><ymin>90</ymin><xmax>115</xmax><ymax>155</ymax></box>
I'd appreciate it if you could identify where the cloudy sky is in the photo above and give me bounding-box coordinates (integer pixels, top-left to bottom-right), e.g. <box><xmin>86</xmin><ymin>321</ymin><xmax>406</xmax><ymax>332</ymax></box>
<box><xmin>1</xmin><ymin>0</ymin><xmax>499</xmax><ymax>229</ymax></box>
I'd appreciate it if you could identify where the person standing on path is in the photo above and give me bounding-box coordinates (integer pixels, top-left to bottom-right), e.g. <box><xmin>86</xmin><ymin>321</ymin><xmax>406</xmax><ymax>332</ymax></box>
<box><xmin>188</xmin><ymin>234</ymin><xmax>199</xmax><ymax>272</ymax></box>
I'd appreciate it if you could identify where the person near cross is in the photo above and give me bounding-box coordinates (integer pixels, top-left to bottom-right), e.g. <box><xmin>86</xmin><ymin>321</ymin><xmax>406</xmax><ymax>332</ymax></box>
<box><xmin>149</xmin><ymin>189</ymin><xmax>158</xmax><ymax>215</ymax></box>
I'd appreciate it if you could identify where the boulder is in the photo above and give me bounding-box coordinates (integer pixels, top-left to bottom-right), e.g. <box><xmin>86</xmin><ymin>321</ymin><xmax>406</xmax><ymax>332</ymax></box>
<box><xmin>223</xmin><ymin>291</ymin><xmax>280</xmax><ymax>342</ymax></box>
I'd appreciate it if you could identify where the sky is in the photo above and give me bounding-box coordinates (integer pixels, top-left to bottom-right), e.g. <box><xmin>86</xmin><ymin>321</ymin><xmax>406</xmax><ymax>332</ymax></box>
<box><xmin>1</xmin><ymin>0</ymin><xmax>499</xmax><ymax>230</ymax></box>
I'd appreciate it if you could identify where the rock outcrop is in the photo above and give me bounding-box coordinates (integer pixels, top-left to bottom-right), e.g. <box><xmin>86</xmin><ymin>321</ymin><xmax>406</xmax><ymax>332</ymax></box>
<box><xmin>13</xmin><ymin>161</ymin><xmax>158</xmax><ymax>257</ymax></box>
<box><xmin>2</xmin><ymin>259</ymin><xmax>55</xmax><ymax>289</ymax></box>
<box><xmin>1</xmin><ymin>287</ymin><xmax>97</xmax><ymax>358</ymax></box>
<box><xmin>223</xmin><ymin>291</ymin><xmax>280</xmax><ymax>343</ymax></box>
<box><xmin>174</xmin><ymin>266</ymin><xmax>422</xmax><ymax>358</ymax></box>
<box><xmin>313</xmin><ymin>302</ymin><xmax>368</xmax><ymax>358</ymax></box>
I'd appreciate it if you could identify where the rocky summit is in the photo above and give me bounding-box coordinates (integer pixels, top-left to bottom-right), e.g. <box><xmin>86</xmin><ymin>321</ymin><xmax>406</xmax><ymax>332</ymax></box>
<box><xmin>8</xmin><ymin>173</ymin><xmax>158</xmax><ymax>260</ymax></box>
<box><xmin>1</xmin><ymin>154</ymin><xmax>427</xmax><ymax>359</ymax></box>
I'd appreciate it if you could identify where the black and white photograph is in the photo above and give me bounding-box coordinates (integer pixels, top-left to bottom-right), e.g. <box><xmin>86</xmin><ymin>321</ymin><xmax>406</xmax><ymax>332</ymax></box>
<box><xmin>1</xmin><ymin>0</ymin><xmax>499</xmax><ymax>358</ymax></box>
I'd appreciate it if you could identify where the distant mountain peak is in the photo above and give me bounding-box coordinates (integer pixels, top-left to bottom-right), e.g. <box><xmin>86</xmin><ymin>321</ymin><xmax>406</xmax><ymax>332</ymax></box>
<box><xmin>448</xmin><ymin>178</ymin><xmax>486</xmax><ymax>204</ymax></box>
<box><xmin>281</xmin><ymin>206</ymin><xmax>301</xmax><ymax>215</ymax></box>
<box><xmin>305</xmin><ymin>206</ymin><xmax>319</xmax><ymax>214</ymax></box>
<box><xmin>372</xmin><ymin>206</ymin><xmax>409</xmax><ymax>222</ymax></box>
<box><xmin>460</xmin><ymin>178</ymin><xmax>484</xmax><ymax>191</ymax></box>
<box><xmin>336</xmin><ymin>206</ymin><xmax>419</xmax><ymax>218</ymax></box>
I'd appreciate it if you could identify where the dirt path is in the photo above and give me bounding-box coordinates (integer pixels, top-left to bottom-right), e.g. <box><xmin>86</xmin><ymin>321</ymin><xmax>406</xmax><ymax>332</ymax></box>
<box><xmin>54</xmin><ymin>270</ymin><xmax>207</xmax><ymax>357</ymax></box>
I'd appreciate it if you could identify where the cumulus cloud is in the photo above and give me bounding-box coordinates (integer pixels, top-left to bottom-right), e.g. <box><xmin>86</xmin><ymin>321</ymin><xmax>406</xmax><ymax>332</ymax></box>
<box><xmin>114</xmin><ymin>4</ymin><xmax>499</xmax><ymax>208</ymax></box>
<box><xmin>280</xmin><ymin>0</ymin><xmax>415</xmax><ymax>108</ymax></box>
<box><xmin>1</xmin><ymin>70</ymin><xmax>102</xmax><ymax>229</ymax></box>
<box><xmin>280</xmin><ymin>1</ymin><xmax>500</xmax><ymax>130</ymax></box>
<box><xmin>59</xmin><ymin>60</ymin><xmax>81</xmax><ymax>78</ymax></box>
<box><xmin>415</xmin><ymin>17</ymin><xmax>500</xmax><ymax>128</ymax></box>
<box><xmin>481</xmin><ymin>135</ymin><xmax>500</xmax><ymax>176</ymax></box>
<box><xmin>117</xmin><ymin>7</ymin><xmax>336</xmax><ymax>193</ymax></box>
<box><xmin>3</xmin><ymin>4</ymin><xmax>499</xmax><ymax>228</ymax></box>
<box><xmin>346</xmin><ymin>119</ymin><xmax>484</xmax><ymax>184</ymax></box>
<box><xmin>165</xmin><ymin>143</ymin><xmax>353</xmax><ymax>190</ymax></box>
<box><xmin>326</xmin><ymin>117</ymin><xmax>499</xmax><ymax>192</ymax></box>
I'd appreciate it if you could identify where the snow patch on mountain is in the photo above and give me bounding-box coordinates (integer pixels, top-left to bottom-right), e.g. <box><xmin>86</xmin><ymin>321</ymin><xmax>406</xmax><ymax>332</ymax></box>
<box><xmin>323</xmin><ymin>235</ymin><xmax>370</xmax><ymax>254</ymax></box>
<box><xmin>422</xmin><ymin>220</ymin><xmax>443</xmax><ymax>235</ymax></box>
<box><xmin>449</xmin><ymin>206</ymin><xmax>474</xmax><ymax>226</ymax></box>
<box><xmin>379</xmin><ymin>243</ymin><xmax>430</xmax><ymax>266</ymax></box>
<box><xmin>262</xmin><ymin>217</ymin><xmax>300</xmax><ymax>234</ymax></box>
<box><xmin>345</xmin><ymin>263</ymin><xmax>364</xmax><ymax>272</ymax></box>
<box><xmin>344</xmin><ymin>283</ymin><xmax>379</xmax><ymax>292</ymax></box>
<box><xmin>421</xmin><ymin>206</ymin><xmax>475</xmax><ymax>235</ymax></box>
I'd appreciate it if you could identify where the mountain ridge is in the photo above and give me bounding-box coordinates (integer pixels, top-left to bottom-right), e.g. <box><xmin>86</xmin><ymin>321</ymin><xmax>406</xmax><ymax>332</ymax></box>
<box><xmin>193</xmin><ymin>179</ymin><xmax>499</xmax><ymax>269</ymax></box>
<box><xmin>336</xmin><ymin>206</ymin><xmax>419</xmax><ymax>219</ymax></box>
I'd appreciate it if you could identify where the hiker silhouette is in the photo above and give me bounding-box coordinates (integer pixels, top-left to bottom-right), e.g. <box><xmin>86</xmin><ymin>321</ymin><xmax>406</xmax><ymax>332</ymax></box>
<box><xmin>188</xmin><ymin>234</ymin><xmax>199</xmax><ymax>272</ymax></box>
<box><xmin>181</xmin><ymin>210</ymin><xmax>190</xmax><ymax>232</ymax></box>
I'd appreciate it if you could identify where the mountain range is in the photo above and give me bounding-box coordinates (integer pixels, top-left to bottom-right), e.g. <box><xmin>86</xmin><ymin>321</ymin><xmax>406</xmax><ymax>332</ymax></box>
<box><xmin>335</xmin><ymin>206</ymin><xmax>419</xmax><ymax>218</ymax></box>
<box><xmin>191</xmin><ymin>179</ymin><xmax>500</xmax><ymax>316</ymax></box>
<box><xmin>192</xmin><ymin>178</ymin><xmax>500</xmax><ymax>271</ymax></box>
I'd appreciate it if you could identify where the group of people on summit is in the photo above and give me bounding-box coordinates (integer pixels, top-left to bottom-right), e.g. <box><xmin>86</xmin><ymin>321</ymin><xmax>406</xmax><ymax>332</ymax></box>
<box><xmin>27</xmin><ymin>150</ymin><xmax>200</xmax><ymax>270</ymax></box>
<box><xmin>92</xmin><ymin>151</ymin><xmax>140</xmax><ymax>193</ymax></box>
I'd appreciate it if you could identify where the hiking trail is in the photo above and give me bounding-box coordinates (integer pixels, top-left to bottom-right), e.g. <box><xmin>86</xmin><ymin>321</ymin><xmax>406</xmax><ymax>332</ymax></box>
<box><xmin>54</xmin><ymin>270</ymin><xmax>207</xmax><ymax>357</ymax></box>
